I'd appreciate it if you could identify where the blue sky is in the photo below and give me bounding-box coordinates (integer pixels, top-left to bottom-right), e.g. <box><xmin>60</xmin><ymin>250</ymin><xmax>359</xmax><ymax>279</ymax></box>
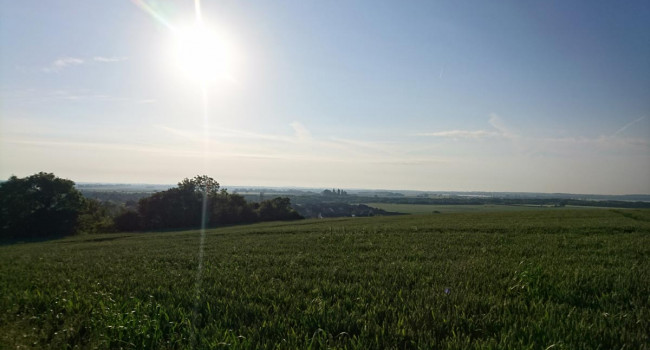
<box><xmin>1</xmin><ymin>1</ymin><xmax>649</xmax><ymax>194</ymax></box>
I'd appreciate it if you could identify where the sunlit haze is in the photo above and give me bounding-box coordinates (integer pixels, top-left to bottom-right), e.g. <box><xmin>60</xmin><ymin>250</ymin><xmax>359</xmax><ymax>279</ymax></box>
<box><xmin>1</xmin><ymin>1</ymin><xmax>649</xmax><ymax>194</ymax></box>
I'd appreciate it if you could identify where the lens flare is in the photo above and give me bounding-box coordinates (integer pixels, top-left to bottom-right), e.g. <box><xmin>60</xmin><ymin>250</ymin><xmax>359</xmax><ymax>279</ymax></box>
<box><xmin>131</xmin><ymin>0</ymin><xmax>217</xmax><ymax>344</ymax></box>
<box><xmin>129</xmin><ymin>0</ymin><xmax>173</xmax><ymax>29</ymax></box>
<box><xmin>132</xmin><ymin>0</ymin><xmax>237</xmax><ymax>86</ymax></box>
<box><xmin>172</xmin><ymin>23</ymin><xmax>228</xmax><ymax>85</ymax></box>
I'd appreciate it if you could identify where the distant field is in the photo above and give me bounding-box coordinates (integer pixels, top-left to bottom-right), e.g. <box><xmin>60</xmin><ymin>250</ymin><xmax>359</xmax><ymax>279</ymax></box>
<box><xmin>1</xmin><ymin>209</ymin><xmax>649</xmax><ymax>349</ymax></box>
<box><xmin>365</xmin><ymin>203</ymin><xmax>610</xmax><ymax>214</ymax></box>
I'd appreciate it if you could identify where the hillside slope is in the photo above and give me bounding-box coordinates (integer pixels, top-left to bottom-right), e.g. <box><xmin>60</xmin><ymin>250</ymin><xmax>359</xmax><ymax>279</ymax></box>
<box><xmin>1</xmin><ymin>209</ymin><xmax>649</xmax><ymax>349</ymax></box>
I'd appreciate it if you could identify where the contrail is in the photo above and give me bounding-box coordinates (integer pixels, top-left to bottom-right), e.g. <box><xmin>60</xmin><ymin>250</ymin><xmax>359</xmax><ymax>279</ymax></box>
<box><xmin>612</xmin><ymin>116</ymin><xmax>646</xmax><ymax>137</ymax></box>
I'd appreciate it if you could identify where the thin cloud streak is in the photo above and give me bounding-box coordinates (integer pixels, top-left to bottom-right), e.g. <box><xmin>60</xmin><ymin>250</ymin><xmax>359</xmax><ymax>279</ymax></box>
<box><xmin>418</xmin><ymin>113</ymin><xmax>649</xmax><ymax>159</ymax></box>
<box><xmin>3</xmin><ymin>137</ymin><xmax>283</xmax><ymax>160</ymax></box>
<box><xmin>419</xmin><ymin>113</ymin><xmax>515</xmax><ymax>140</ymax></box>
<box><xmin>488</xmin><ymin>113</ymin><xmax>517</xmax><ymax>138</ymax></box>
<box><xmin>54</xmin><ymin>57</ymin><xmax>84</xmax><ymax>67</ymax></box>
<box><xmin>418</xmin><ymin>130</ymin><xmax>499</xmax><ymax>139</ymax></box>
<box><xmin>43</xmin><ymin>55</ymin><xmax>128</xmax><ymax>72</ymax></box>
<box><xmin>155</xmin><ymin>123</ymin><xmax>447</xmax><ymax>164</ymax></box>
<box><xmin>42</xmin><ymin>57</ymin><xmax>84</xmax><ymax>72</ymax></box>
<box><xmin>195</xmin><ymin>115</ymin><xmax>649</xmax><ymax>162</ymax></box>
<box><xmin>289</xmin><ymin>121</ymin><xmax>312</xmax><ymax>141</ymax></box>
<box><xmin>93</xmin><ymin>56</ymin><xmax>128</xmax><ymax>62</ymax></box>
<box><xmin>4</xmin><ymin>134</ymin><xmax>451</xmax><ymax>167</ymax></box>
<box><xmin>612</xmin><ymin>116</ymin><xmax>646</xmax><ymax>137</ymax></box>
<box><xmin>3</xmin><ymin>88</ymin><xmax>154</xmax><ymax>104</ymax></box>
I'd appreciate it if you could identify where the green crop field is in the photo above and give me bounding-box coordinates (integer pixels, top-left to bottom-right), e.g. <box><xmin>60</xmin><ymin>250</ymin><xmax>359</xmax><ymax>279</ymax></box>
<box><xmin>1</xmin><ymin>209</ymin><xmax>649</xmax><ymax>349</ymax></box>
<box><xmin>364</xmin><ymin>203</ymin><xmax>611</xmax><ymax>215</ymax></box>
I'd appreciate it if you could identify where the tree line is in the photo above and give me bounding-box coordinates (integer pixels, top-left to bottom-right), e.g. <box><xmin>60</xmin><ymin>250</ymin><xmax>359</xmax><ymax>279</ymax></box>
<box><xmin>0</xmin><ymin>173</ymin><xmax>302</xmax><ymax>240</ymax></box>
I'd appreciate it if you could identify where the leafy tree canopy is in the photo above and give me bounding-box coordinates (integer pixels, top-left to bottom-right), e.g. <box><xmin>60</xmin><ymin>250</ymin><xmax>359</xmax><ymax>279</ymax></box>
<box><xmin>0</xmin><ymin>172</ymin><xmax>85</xmax><ymax>239</ymax></box>
<box><xmin>134</xmin><ymin>175</ymin><xmax>302</xmax><ymax>231</ymax></box>
<box><xmin>177</xmin><ymin>175</ymin><xmax>220</xmax><ymax>196</ymax></box>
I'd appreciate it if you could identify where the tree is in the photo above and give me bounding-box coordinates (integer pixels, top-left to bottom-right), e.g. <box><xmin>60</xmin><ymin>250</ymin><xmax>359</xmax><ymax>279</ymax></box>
<box><xmin>209</xmin><ymin>191</ymin><xmax>257</xmax><ymax>225</ymax></box>
<box><xmin>137</xmin><ymin>188</ymin><xmax>201</xmax><ymax>230</ymax></box>
<box><xmin>177</xmin><ymin>175</ymin><xmax>220</xmax><ymax>196</ymax></box>
<box><xmin>258</xmin><ymin>197</ymin><xmax>303</xmax><ymax>222</ymax></box>
<box><xmin>0</xmin><ymin>172</ymin><xmax>85</xmax><ymax>239</ymax></box>
<box><xmin>113</xmin><ymin>210</ymin><xmax>141</xmax><ymax>232</ymax></box>
<box><xmin>134</xmin><ymin>176</ymin><xmax>303</xmax><ymax>231</ymax></box>
<box><xmin>138</xmin><ymin>175</ymin><xmax>219</xmax><ymax>230</ymax></box>
<box><xmin>77</xmin><ymin>198</ymin><xmax>115</xmax><ymax>233</ymax></box>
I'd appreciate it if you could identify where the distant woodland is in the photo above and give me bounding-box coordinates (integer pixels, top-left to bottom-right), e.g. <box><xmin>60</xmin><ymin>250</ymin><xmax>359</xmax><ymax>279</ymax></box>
<box><xmin>0</xmin><ymin>173</ymin><xmax>302</xmax><ymax>240</ymax></box>
<box><xmin>3</xmin><ymin>172</ymin><xmax>649</xmax><ymax>241</ymax></box>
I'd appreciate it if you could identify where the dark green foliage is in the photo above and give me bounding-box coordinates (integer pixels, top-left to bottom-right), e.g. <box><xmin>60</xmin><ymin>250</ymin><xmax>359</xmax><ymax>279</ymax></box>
<box><xmin>293</xmin><ymin>202</ymin><xmax>399</xmax><ymax>218</ymax></box>
<box><xmin>77</xmin><ymin>199</ymin><xmax>116</xmax><ymax>234</ymax></box>
<box><xmin>1</xmin><ymin>209</ymin><xmax>648</xmax><ymax>349</ymax></box>
<box><xmin>0</xmin><ymin>172</ymin><xmax>85</xmax><ymax>239</ymax></box>
<box><xmin>258</xmin><ymin>197</ymin><xmax>303</xmax><ymax>221</ymax></box>
<box><xmin>289</xmin><ymin>193</ymin><xmax>650</xmax><ymax>210</ymax></box>
<box><xmin>360</xmin><ymin>196</ymin><xmax>650</xmax><ymax>208</ymax></box>
<box><xmin>136</xmin><ymin>175</ymin><xmax>222</xmax><ymax>230</ymax></box>
<box><xmin>209</xmin><ymin>191</ymin><xmax>258</xmax><ymax>225</ymax></box>
<box><xmin>177</xmin><ymin>175</ymin><xmax>220</xmax><ymax>196</ymax></box>
<box><xmin>113</xmin><ymin>210</ymin><xmax>142</xmax><ymax>232</ymax></box>
<box><xmin>80</xmin><ymin>191</ymin><xmax>152</xmax><ymax>206</ymax></box>
<box><xmin>134</xmin><ymin>176</ymin><xmax>302</xmax><ymax>231</ymax></box>
<box><xmin>138</xmin><ymin>187</ymin><xmax>204</xmax><ymax>230</ymax></box>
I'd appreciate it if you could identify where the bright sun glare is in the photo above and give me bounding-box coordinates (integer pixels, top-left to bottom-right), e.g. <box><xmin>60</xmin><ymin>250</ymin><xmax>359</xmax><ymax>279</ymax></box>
<box><xmin>172</xmin><ymin>23</ymin><xmax>230</xmax><ymax>85</ymax></box>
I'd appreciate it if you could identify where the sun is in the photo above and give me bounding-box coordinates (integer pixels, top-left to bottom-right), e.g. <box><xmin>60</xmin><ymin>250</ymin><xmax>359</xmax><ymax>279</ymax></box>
<box><xmin>172</xmin><ymin>22</ymin><xmax>230</xmax><ymax>85</ymax></box>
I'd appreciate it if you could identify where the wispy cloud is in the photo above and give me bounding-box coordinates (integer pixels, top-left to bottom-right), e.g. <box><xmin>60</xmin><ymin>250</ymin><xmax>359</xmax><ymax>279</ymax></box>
<box><xmin>492</xmin><ymin>115</ymin><xmax>649</xmax><ymax>158</ymax></box>
<box><xmin>417</xmin><ymin>113</ymin><xmax>649</xmax><ymax>159</ymax></box>
<box><xmin>152</xmin><ymin>114</ymin><xmax>648</xmax><ymax>174</ymax></box>
<box><xmin>43</xmin><ymin>55</ymin><xmax>127</xmax><ymax>72</ymax></box>
<box><xmin>418</xmin><ymin>130</ymin><xmax>499</xmax><ymax>139</ymax></box>
<box><xmin>3</xmin><ymin>88</ymin><xmax>154</xmax><ymax>105</ymax></box>
<box><xmin>612</xmin><ymin>116</ymin><xmax>646</xmax><ymax>137</ymax></box>
<box><xmin>418</xmin><ymin>113</ymin><xmax>514</xmax><ymax>140</ymax></box>
<box><xmin>93</xmin><ymin>56</ymin><xmax>128</xmax><ymax>63</ymax></box>
<box><xmin>51</xmin><ymin>90</ymin><xmax>104</xmax><ymax>101</ymax></box>
<box><xmin>156</xmin><ymin>125</ymin><xmax>200</xmax><ymax>141</ymax></box>
<box><xmin>523</xmin><ymin>135</ymin><xmax>649</xmax><ymax>158</ymax></box>
<box><xmin>49</xmin><ymin>90</ymin><xmax>128</xmax><ymax>102</ymax></box>
<box><xmin>156</xmin><ymin>124</ymin><xmax>293</xmax><ymax>145</ymax></box>
<box><xmin>155</xmin><ymin>122</ymin><xmax>428</xmax><ymax>164</ymax></box>
<box><xmin>289</xmin><ymin>121</ymin><xmax>312</xmax><ymax>141</ymax></box>
<box><xmin>43</xmin><ymin>57</ymin><xmax>85</xmax><ymax>72</ymax></box>
<box><xmin>488</xmin><ymin>113</ymin><xmax>517</xmax><ymax>138</ymax></box>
